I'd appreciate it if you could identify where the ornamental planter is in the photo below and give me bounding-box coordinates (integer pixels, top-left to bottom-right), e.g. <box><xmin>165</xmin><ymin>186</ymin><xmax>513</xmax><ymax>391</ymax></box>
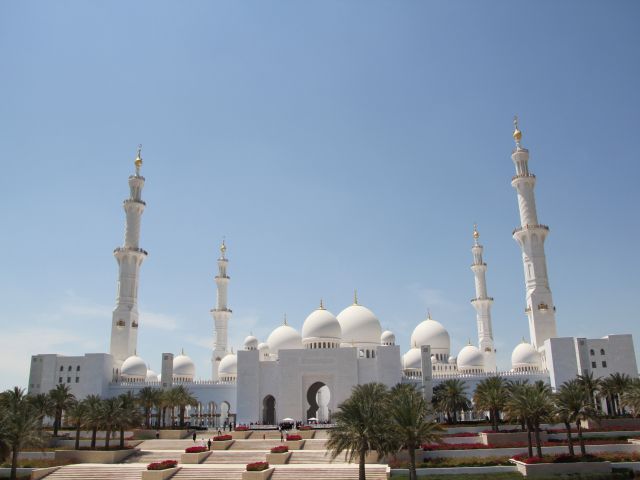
<box><xmin>266</xmin><ymin>452</ymin><xmax>292</xmax><ymax>464</ymax></box>
<box><xmin>285</xmin><ymin>439</ymin><xmax>305</xmax><ymax>450</ymax></box>
<box><xmin>242</xmin><ymin>467</ymin><xmax>275</xmax><ymax>480</ymax></box>
<box><xmin>212</xmin><ymin>439</ymin><xmax>235</xmax><ymax>450</ymax></box>
<box><xmin>510</xmin><ymin>459</ymin><xmax>611</xmax><ymax>477</ymax></box>
<box><xmin>141</xmin><ymin>467</ymin><xmax>181</xmax><ymax>480</ymax></box>
<box><xmin>231</xmin><ymin>430</ymin><xmax>252</xmax><ymax>440</ymax></box>
<box><xmin>180</xmin><ymin>451</ymin><xmax>212</xmax><ymax>463</ymax></box>
<box><xmin>481</xmin><ymin>431</ymin><xmax>547</xmax><ymax>447</ymax></box>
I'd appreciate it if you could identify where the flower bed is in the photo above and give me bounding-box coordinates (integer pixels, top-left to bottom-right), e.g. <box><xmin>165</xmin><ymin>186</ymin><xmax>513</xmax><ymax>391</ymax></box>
<box><xmin>512</xmin><ymin>452</ymin><xmax>640</xmax><ymax>464</ymax></box>
<box><xmin>389</xmin><ymin>456</ymin><xmax>512</xmax><ymax>469</ymax></box>
<box><xmin>246</xmin><ymin>461</ymin><xmax>269</xmax><ymax>471</ymax></box>
<box><xmin>286</xmin><ymin>434</ymin><xmax>302</xmax><ymax>441</ymax></box>
<box><xmin>298</xmin><ymin>425</ymin><xmax>313</xmax><ymax>431</ymax></box>
<box><xmin>235</xmin><ymin>425</ymin><xmax>249</xmax><ymax>431</ymax></box>
<box><xmin>443</xmin><ymin>432</ymin><xmax>479</xmax><ymax>438</ymax></box>
<box><xmin>213</xmin><ymin>434</ymin><xmax>233</xmax><ymax>441</ymax></box>
<box><xmin>147</xmin><ymin>460</ymin><xmax>178</xmax><ymax>471</ymax></box>
<box><xmin>423</xmin><ymin>436</ymin><xmax>632</xmax><ymax>451</ymax></box>
<box><xmin>185</xmin><ymin>446</ymin><xmax>207</xmax><ymax>453</ymax></box>
<box><xmin>270</xmin><ymin>445</ymin><xmax>289</xmax><ymax>454</ymax></box>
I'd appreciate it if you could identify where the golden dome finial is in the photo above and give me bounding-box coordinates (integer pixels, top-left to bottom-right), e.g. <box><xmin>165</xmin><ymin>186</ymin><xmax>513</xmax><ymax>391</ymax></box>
<box><xmin>135</xmin><ymin>144</ymin><xmax>143</xmax><ymax>170</ymax></box>
<box><xmin>473</xmin><ymin>223</ymin><xmax>480</xmax><ymax>241</ymax></box>
<box><xmin>220</xmin><ymin>237</ymin><xmax>226</xmax><ymax>257</ymax></box>
<box><xmin>319</xmin><ymin>298</ymin><xmax>325</xmax><ymax>310</ymax></box>
<box><xmin>513</xmin><ymin>116</ymin><xmax>522</xmax><ymax>145</ymax></box>
<box><xmin>283</xmin><ymin>313</ymin><xmax>288</xmax><ymax>326</ymax></box>
<box><xmin>427</xmin><ymin>309</ymin><xmax>431</xmax><ymax>320</ymax></box>
<box><xmin>353</xmin><ymin>289</ymin><xmax>358</xmax><ymax>305</ymax></box>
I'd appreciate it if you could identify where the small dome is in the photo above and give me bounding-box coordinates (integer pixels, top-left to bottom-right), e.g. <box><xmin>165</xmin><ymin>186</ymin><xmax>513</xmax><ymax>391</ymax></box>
<box><xmin>258</xmin><ymin>342</ymin><xmax>270</xmax><ymax>352</ymax></box>
<box><xmin>411</xmin><ymin>315</ymin><xmax>450</xmax><ymax>356</ymax></box>
<box><xmin>403</xmin><ymin>348</ymin><xmax>422</xmax><ymax>370</ymax></box>
<box><xmin>267</xmin><ymin>324</ymin><xmax>303</xmax><ymax>355</ymax></box>
<box><xmin>381</xmin><ymin>330</ymin><xmax>395</xmax><ymax>345</ymax></box>
<box><xmin>337</xmin><ymin>304</ymin><xmax>382</xmax><ymax>346</ymax></box>
<box><xmin>448</xmin><ymin>356</ymin><xmax>456</xmax><ymax>364</ymax></box>
<box><xmin>121</xmin><ymin>355</ymin><xmax>147</xmax><ymax>380</ymax></box>
<box><xmin>457</xmin><ymin>344</ymin><xmax>484</xmax><ymax>371</ymax></box>
<box><xmin>511</xmin><ymin>341</ymin><xmax>541</xmax><ymax>371</ymax></box>
<box><xmin>145</xmin><ymin>368</ymin><xmax>159</xmax><ymax>382</ymax></box>
<box><xmin>302</xmin><ymin>308</ymin><xmax>341</xmax><ymax>343</ymax></box>
<box><xmin>244</xmin><ymin>335</ymin><xmax>259</xmax><ymax>350</ymax></box>
<box><xmin>173</xmin><ymin>352</ymin><xmax>195</xmax><ymax>379</ymax></box>
<box><xmin>218</xmin><ymin>353</ymin><xmax>237</xmax><ymax>378</ymax></box>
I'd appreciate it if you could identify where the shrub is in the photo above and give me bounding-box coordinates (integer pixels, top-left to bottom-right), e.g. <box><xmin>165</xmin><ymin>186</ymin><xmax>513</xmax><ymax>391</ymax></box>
<box><xmin>147</xmin><ymin>460</ymin><xmax>178</xmax><ymax>470</ymax></box>
<box><xmin>213</xmin><ymin>434</ymin><xmax>233</xmax><ymax>441</ymax></box>
<box><xmin>185</xmin><ymin>446</ymin><xmax>207</xmax><ymax>453</ymax></box>
<box><xmin>235</xmin><ymin>425</ymin><xmax>249</xmax><ymax>431</ymax></box>
<box><xmin>270</xmin><ymin>445</ymin><xmax>289</xmax><ymax>453</ymax></box>
<box><xmin>286</xmin><ymin>434</ymin><xmax>302</xmax><ymax>441</ymax></box>
<box><xmin>246</xmin><ymin>461</ymin><xmax>269</xmax><ymax>471</ymax></box>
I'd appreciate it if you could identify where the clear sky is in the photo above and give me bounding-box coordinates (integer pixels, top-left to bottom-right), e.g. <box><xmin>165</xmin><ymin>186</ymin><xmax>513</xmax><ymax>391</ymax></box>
<box><xmin>1</xmin><ymin>1</ymin><xmax>639</xmax><ymax>390</ymax></box>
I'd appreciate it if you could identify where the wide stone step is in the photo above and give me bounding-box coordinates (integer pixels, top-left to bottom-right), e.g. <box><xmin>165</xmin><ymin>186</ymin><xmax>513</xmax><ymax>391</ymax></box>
<box><xmin>302</xmin><ymin>439</ymin><xmax>328</xmax><ymax>450</ymax></box>
<box><xmin>204</xmin><ymin>451</ymin><xmax>268</xmax><ymax>464</ymax></box>
<box><xmin>229</xmin><ymin>440</ymin><xmax>285</xmax><ymax>450</ymax></box>
<box><xmin>137</xmin><ymin>439</ymin><xmax>194</xmax><ymax>450</ymax></box>
<box><xmin>172</xmin><ymin>466</ymin><xmax>244</xmax><ymax>480</ymax></box>
<box><xmin>44</xmin><ymin>464</ymin><xmax>146</xmax><ymax>480</ymax></box>
<box><xmin>288</xmin><ymin>451</ymin><xmax>347</xmax><ymax>463</ymax></box>
<box><xmin>122</xmin><ymin>450</ymin><xmax>182</xmax><ymax>463</ymax></box>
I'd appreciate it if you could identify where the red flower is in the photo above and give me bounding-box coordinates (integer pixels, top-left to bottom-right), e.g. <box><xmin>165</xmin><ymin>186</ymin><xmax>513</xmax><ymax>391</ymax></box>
<box><xmin>235</xmin><ymin>425</ymin><xmax>249</xmax><ymax>431</ymax></box>
<box><xmin>286</xmin><ymin>434</ymin><xmax>302</xmax><ymax>441</ymax></box>
<box><xmin>246</xmin><ymin>461</ymin><xmax>269</xmax><ymax>471</ymax></box>
<box><xmin>185</xmin><ymin>446</ymin><xmax>207</xmax><ymax>453</ymax></box>
<box><xmin>147</xmin><ymin>460</ymin><xmax>177</xmax><ymax>470</ymax></box>
<box><xmin>213</xmin><ymin>434</ymin><xmax>233</xmax><ymax>441</ymax></box>
<box><xmin>270</xmin><ymin>445</ymin><xmax>289</xmax><ymax>453</ymax></box>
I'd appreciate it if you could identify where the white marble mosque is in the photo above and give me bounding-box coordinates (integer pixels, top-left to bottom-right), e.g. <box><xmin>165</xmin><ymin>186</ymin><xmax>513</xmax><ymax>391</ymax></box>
<box><xmin>28</xmin><ymin>123</ymin><xmax>638</xmax><ymax>426</ymax></box>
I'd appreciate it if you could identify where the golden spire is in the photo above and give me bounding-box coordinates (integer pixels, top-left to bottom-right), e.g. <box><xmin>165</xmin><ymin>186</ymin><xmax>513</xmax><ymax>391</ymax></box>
<box><xmin>319</xmin><ymin>298</ymin><xmax>325</xmax><ymax>310</ymax></box>
<box><xmin>427</xmin><ymin>309</ymin><xmax>431</xmax><ymax>320</ymax></box>
<box><xmin>220</xmin><ymin>237</ymin><xmax>226</xmax><ymax>257</ymax></box>
<box><xmin>135</xmin><ymin>144</ymin><xmax>143</xmax><ymax>170</ymax></box>
<box><xmin>473</xmin><ymin>223</ymin><xmax>480</xmax><ymax>241</ymax></box>
<box><xmin>353</xmin><ymin>289</ymin><xmax>358</xmax><ymax>305</ymax></box>
<box><xmin>513</xmin><ymin>116</ymin><xmax>522</xmax><ymax>145</ymax></box>
<box><xmin>283</xmin><ymin>313</ymin><xmax>288</xmax><ymax>326</ymax></box>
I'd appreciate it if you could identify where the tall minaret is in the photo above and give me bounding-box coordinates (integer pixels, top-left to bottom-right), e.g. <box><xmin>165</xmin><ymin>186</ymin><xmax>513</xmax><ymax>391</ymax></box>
<box><xmin>211</xmin><ymin>240</ymin><xmax>232</xmax><ymax>381</ymax></box>
<box><xmin>510</xmin><ymin>117</ymin><xmax>557</xmax><ymax>349</ymax></box>
<box><xmin>110</xmin><ymin>146</ymin><xmax>148</xmax><ymax>368</ymax></box>
<box><xmin>470</xmin><ymin>224</ymin><xmax>496</xmax><ymax>372</ymax></box>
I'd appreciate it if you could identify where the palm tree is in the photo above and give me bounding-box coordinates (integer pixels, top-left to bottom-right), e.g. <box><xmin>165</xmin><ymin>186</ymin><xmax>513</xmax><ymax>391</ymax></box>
<box><xmin>0</xmin><ymin>388</ymin><xmax>45</xmax><ymax>480</ymax></box>
<box><xmin>554</xmin><ymin>381</ymin><xmax>582</xmax><ymax>456</ymax></box>
<box><xmin>577</xmin><ymin>372</ymin><xmax>601</xmax><ymax>411</ymax></box>
<box><xmin>473</xmin><ymin>376</ymin><xmax>508</xmax><ymax>432</ymax></box>
<box><xmin>99</xmin><ymin>398</ymin><xmax>120</xmax><ymax>450</ymax></box>
<box><xmin>555</xmin><ymin>379</ymin><xmax>598</xmax><ymax>456</ymax></box>
<box><xmin>327</xmin><ymin>383</ymin><xmax>393</xmax><ymax>480</ymax></box>
<box><xmin>66</xmin><ymin>400</ymin><xmax>89</xmax><ymax>450</ymax></box>
<box><xmin>137</xmin><ymin>387</ymin><xmax>161</xmax><ymax>428</ymax></box>
<box><xmin>621</xmin><ymin>379</ymin><xmax>640</xmax><ymax>417</ymax></box>
<box><xmin>433</xmin><ymin>379</ymin><xmax>470</xmax><ymax>424</ymax></box>
<box><xmin>163</xmin><ymin>388</ymin><xmax>180</xmax><ymax>428</ymax></box>
<box><xmin>48</xmin><ymin>384</ymin><xmax>75</xmax><ymax>437</ymax></box>
<box><xmin>83</xmin><ymin>395</ymin><xmax>102</xmax><ymax>449</ymax></box>
<box><xmin>505</xmin><ymin>379</ymin><xmax>530</xmax><ymax>432</ymax></box>
<box><xmin>608</xmin><ymin>373</ymin><xmax>632</xmax><ymax>416</ymax></box>
<box><xmin>388</xmin><ymin>384</ymin><xmax>443</xmax><ymax>480</ymax></box>
<box><xmin>505</xmin><ymin>383</ymin><xmax>553</xmax><ymax>458</ymax></box>
<box><xmin>599</xmin><ymin>377</ymin><xmax>617</xmax><ymax>416</ymax></box>
<box><xmin>27</xmin><ymin>393</ymin><xmax>54</xmax><ymax>429</ymax></box>
<box><xmin>173</xmin><ymin>386</ymin><xmax>197</xmax><ymax>427</ymax></box>
<box><xmin>117</xmin><ymin>392</ymin><xmax>141</xmax><ymax>449</ymax></box>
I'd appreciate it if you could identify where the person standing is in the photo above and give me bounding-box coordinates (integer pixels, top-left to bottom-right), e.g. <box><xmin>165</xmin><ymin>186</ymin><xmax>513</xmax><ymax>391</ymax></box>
<box><xmin>192</xmin><ymin>431</ymin><xmax>197</xmax><ymax>443</ymax></box>
<box><xmin>207</xmin><ymin>438</ymin><xmax>212</xmax><ymax>451</ymax></box>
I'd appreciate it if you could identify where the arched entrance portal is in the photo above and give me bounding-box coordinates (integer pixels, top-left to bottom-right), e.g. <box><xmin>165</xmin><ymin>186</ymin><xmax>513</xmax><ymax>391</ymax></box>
<box><xmin>306</xmin><ymin>382</ymin><xmax>331</xmax><ymax>422</ymax></box>
<box><xmin>262</xmin><ymin>395</ymin><xmax>275</xmax><ymax>425</ymax></box>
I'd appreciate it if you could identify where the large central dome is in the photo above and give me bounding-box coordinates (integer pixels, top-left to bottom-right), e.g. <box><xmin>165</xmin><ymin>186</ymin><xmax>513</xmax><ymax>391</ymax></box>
<box><xmin>302</xmin><ymin>308</ymin><xmax>341</xmax><ymax>348</ymax></box>
<box><xmin>267</xmin><ymin>323</ymin><xmax>303</xmax><ymax>355</ymax></box>
<box><xmin>337</xmin><ymin>304</ymin><xmax>382</xmax><ymax>347</ymax></box>
<box><xmin>411</xmin><ymin>315</ymin><xmax>450</xmax><ymax>358</ymax></box>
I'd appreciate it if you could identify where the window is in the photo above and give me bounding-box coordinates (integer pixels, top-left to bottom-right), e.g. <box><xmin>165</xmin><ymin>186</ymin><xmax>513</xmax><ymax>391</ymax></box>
<box><xmin>67</xmin><ymin>377</ymin><xmax>71</xmax><ymax>383</ymax></box>
<box><xmin>68</xmin><ymin>366</ymin><xmax>72</xmax><ymax>372</ymax></box>
<box><xmin>600</xmin><ymin>349</ymin><xmax>605</xmax><ymax>355</ymax></box>
<box><xmin>58</xmin><ymin>377</ymin><xmax>62</xmax><ymax>383</ymax></box>
<box><xmin>591</xmin><ymin>361</ymin><xmax>597</xmax><ymax>368</ymax></box>
<box><xmin>589</xmin><ymin>349</ymin><xmax>595</xmax><ymax>356</ymax></box>
<box><xmin>60</xmin><ymin>366</ymin><xmax>64</xmax><ymax>371</ymax></box>
<box><xmin>76</xmin><ymin>366</ymin><xmax>81</xmax><ymax>371</ymax></box>
<box><xmin>602</xmin><ymin>361</ymin><xmax>607</xmax><ymax>368</ymax></box>
<box><xmin>75</xmin><ymin>377</ymin><xmax>79</xmax><ymax>383</ymax></box>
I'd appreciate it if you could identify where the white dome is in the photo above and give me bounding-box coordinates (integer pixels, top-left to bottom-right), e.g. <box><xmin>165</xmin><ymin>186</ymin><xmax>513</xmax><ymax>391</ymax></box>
<box><xmin>173</xmin><ymin>353</ymin><xmax>195</xmax><ymax>378</ymax></box>
<box><xmin>267</xmin><ymin>323</ymin><xmax>303</xmax><ymax>354</ymax></box>
<box><xmin>218</xmin><ymin>353</ymin><xmax>237</xmax><ymax>377</ymax></box>
<box><xmin>145</xmin><ymin>369</ymin><xmax>159</xmax><ymax>382</ymax></box>
<box><xmin>411</xmin><ymin>316</ymin><xmax>450</xmax><ymax>356</ymax></box>
<box><xmin>243</xmin><ymin>335</ymin><xmax>259</xmax><ymax>350</ymax></box>
<box><xmin>511</xmin><ymin>341</ymin><xmax>541</xmax><ymax>371</ymax></box>
<box><xmin>381</xmin><ymin>330</ymin><xmax>396</xmax><ymax>345</ymax></box>
<box><xmin>302</xmin><ymin>308</ymin><xmax>341</xmax><ymax>342</ymax></box>
<box><xmin>337</xmin><ymin>304</ymin><xmax>382</xmax><ymax>346</ymax></box>
<box><xmin>258</xmin><ymin>342</ymin><xmax>270</xmax><ymax>352</ymax></box>
<box><xmin>403</xmin><ymin>348</ymin><xmax>422</xmax><ymax>370</ymax></box>
<box><xmin>457</xmin><ymin>344</ymin><xmax>484</xmax><ymax>371</ymax></box>
<box><xmin>448</xmin><ymin>356</ymin><xmax>456</xmax><ymax>365</ymax></box>
<box><xmin>121</xmin><ymin>355</ymin><xmax>147</xmax><ymax>379</ymax></box>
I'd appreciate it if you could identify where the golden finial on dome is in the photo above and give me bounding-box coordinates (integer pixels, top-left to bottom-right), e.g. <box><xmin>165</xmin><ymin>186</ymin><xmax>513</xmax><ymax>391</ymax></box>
<box><xmin>473</xmin><ymin>223</ymin><xmax>480</xmax><ymax>240</ymax></box>
<box><xmin>353</xmin><ymin>289</ymin><xmax>358</xmax><ymax>305</ymax></box>
<box><xmin>513</xmin><ymin>116</ymin><xmax>522</xmax><ymax>145</ymax></box>
<box><xmin>135</xmin><ymin>144</ymin><xmax>143</xmax><ymax>170</ymax></box>
<box><xmin>220</xmin><ymin>237</ymin><xmax>226</xmax><ymax>257</ymax></box>
<box><xmin>427</xmin><ymin>309</ymin><xmax>431</xmax><ymax>320</ymax></box>
<box><xmin>283</xmin><ymin>313</ymin><xmax>288</xmax><ymax>325</ymax></box>
<box><xmin>319</xmin><ymin>298</ymin><xmax>325</xmax><ymax>310</ymax></box>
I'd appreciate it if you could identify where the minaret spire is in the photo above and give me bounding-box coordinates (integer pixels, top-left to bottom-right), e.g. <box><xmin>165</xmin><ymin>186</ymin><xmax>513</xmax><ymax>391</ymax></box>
<box><xmin>109</xmin><ymin>147</ymin><xmax>148</xmax><ymax>369</ymax></box>
<box><xmin>510</xmin><ymin>118</ymin><xmax>557</xmax><ymax>350</ymax></box>
<box><xmin>470</xmin><ymin>224</ymin><xmax>496</xmax><ymax>372</ymax></box>
<box><xmin>211</xmin><ymin>238</ymin><xmax>232</xmax><ymax>381</ymax></box>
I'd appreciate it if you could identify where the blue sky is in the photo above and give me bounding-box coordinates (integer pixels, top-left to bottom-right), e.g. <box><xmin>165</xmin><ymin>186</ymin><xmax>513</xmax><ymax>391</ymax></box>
<box><xmin>1</xmin><ymin>1</ymin><xmax>638</xmax><ymax>390</ymax></box>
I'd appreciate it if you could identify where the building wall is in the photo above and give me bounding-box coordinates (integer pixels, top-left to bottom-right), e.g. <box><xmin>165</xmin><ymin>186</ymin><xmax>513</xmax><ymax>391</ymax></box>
<box><xmin>544</xmin><ymin>337</ymin><xmax>579</xmax><ymax>389</ymax></box>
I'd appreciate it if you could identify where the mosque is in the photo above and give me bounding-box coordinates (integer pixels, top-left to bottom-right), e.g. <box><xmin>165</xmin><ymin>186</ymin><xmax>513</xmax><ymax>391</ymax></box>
<box><xmin>27</xmin><ymin>122</ymin><xmax>638</xmax><ymax>426</ymax></box>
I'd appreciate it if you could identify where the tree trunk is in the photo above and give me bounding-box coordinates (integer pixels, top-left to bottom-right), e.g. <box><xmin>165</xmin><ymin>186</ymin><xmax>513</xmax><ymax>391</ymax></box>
<box><xmin>564</xmin><ymin>421</ymin><xmax>574</xmax><ymax>456</ymax></box>
<box><xmin>53</xmin><ymin>410</ymin><xmax>61</xmax><ymax>437</ymax></box>
<box><xmin>526</xmin><ymin>424</ymin><xmax>533</xmax><ymax>458</ymax></box>
<box><xmin>75</xmin><ymin>424</ymin><xmax>81</xmax><ymax>450</ymax></box>
<box><xmin>91</xmin><ymin>427</ymin><xmax>97</xmax><ymax>449</ymax></box>
<box><xmin>408</xmin><ymin>445</ymin><xmax>417</xmax><ymax>480</ymax></box>
<box><xmin>105</xmin><ymin>427</ymin><xmax>111</xmax><ymax>449</ymax></box>
<box><xmin>119</xmin><ymin>427</ymin><xmax>125</xmax><ymax>449</ymax></box>
<box><xmin>179</xmin><ymin>407</ymin><xmax>185</xmax><ymax>427</ymax></box>
<box><xmin>576</xmin><ymin>420</ymin><xmax>586</xmax><ymax>456</ymax></box>
<box><xmin>534</xmin><ymin>424</ymin><xmax>543</xmax><ymax>458</ymax></box>
<box><xmin>359</xmin><ymin>446</ymin><xmax>366</xmax><ymax>480</ymax></box>
<box><xmin>10</xmin><ymin>447</ymin><xmax>18</xmax><ymax>480</ymax></box>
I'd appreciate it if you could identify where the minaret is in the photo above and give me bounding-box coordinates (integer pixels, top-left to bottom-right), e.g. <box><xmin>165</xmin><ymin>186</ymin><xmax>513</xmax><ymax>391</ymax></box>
<box><xmin>211</xmin><ymin>240</ymin><xmax>232</xmax><ymax>381</ymax></box>
<box><xmin>470</xmin><ymin>224</ymin><xmax>496</xmax><ymax>372</ymax></box>
<box><xmin>110</xmin><ymin>146</ymin><xmax>148</xmax><ymax>368</ymax></box>
<box><xmin>510</xmin><ymin>117</ymin><xmax>557</xmax><ymax>349</ymax></box>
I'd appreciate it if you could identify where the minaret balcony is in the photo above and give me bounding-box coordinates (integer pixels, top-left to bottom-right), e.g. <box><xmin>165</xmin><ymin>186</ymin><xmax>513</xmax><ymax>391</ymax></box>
<box><xmin>511</xmin><ymin>173</ymin><xmax>536</xmax><ymax>181</ymax></box>
<box><xmin>512</xmin><ymin>224</ymin><xmax>550</xmax><ymax>235</ymax></box>
<box><xmin>471</xmin><ymin>297</ymin><xmax>494</xmax><ymax>303</ymax></box>
<box><xmin>114</xmin><ymin>246</ymin><xmax>148</xmax><ymax>256</ymax></box>
<box><xmin>123</xmin><ymin>199</ymin><xmax>146</xmax><ymax>206</ymax></box>
<box><xmin>210</xmin><ymin>308</ymin><xmax>233</xmax><ymax>313</ymax></box>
